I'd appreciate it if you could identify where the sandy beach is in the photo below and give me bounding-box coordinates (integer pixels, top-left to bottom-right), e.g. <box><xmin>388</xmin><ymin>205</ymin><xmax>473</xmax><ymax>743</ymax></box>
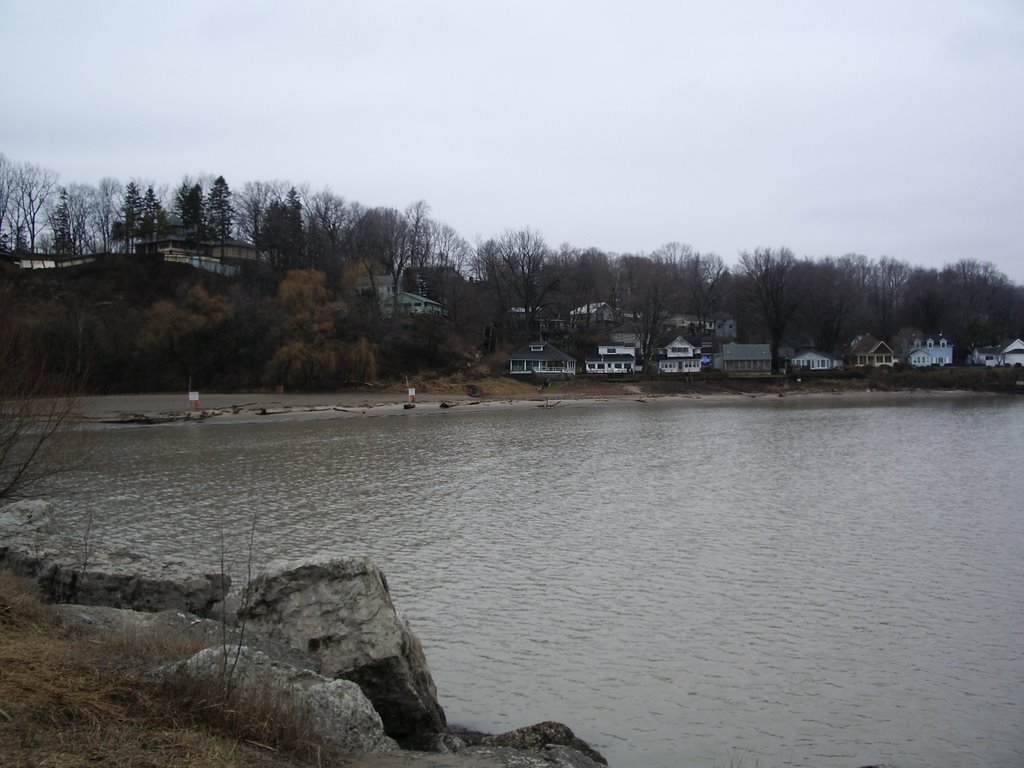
<box><xmin>73</xmin><ymin>389</ymin><xmax>652</xmax><ymax>425</ymax></box>
<box><xmin>71</xmin><ymin>386</ymin><xmax>991</xmax><ymax>427</ymax></box>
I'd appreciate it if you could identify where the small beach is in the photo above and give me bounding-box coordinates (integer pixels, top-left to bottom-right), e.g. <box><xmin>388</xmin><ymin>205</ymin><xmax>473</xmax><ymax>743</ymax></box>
<box><xmin>72</xmin><ymin>384</ymin><xmax>992</xmax><ymax>427</ymax></box>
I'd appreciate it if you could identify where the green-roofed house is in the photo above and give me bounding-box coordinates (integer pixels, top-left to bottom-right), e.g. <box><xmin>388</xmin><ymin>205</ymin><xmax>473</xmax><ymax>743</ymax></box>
<box><xmin>381</xmin><ymin>291</ymin><xmax>445</xmax><ymax>316</ymax></box>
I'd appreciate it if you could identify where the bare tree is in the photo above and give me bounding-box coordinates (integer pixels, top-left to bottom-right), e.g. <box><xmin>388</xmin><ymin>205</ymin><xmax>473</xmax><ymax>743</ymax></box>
<box><xmin>650</xmin><ymin>242</ymin><xmax>690</xmax><ymax>314</ymax></box>
<box><xmin>492</xmin><ymin>228</ymin><xmax>560</xmax><ymax>340</ymax></box>
<box><xmin>49</xmin><ymin>183</ymin><xmax>96</xmax><ymax>255</ymax></box>
<box><xmin>235</xmin><ymin>179</ymin><xmax>288</xmax><ymax>250</ymax></box>
<box><xmin>738</xmin><ymin>246</ymin><xmax>803</xmax><ymax>371</ymax></box>
<box><xmin>652</xmin><ymin>241</ymin><xmax>692</xmax><ymax>264</ymax></box>
<box><xmin>0</xmin><ymin>154</ymin><xmax>14</xmax><ymax>250</ymax></box>
<box><xmin>684</xmin><ymin>251</ymin><xmax>728</xmax><ymax>334</ymax></box>
<box><xmin>800</xmin><ymin>255</ymin><xmax>865</xmax><ymax>354</ymax></box>
<box><xmin>0</xmin><ymin>314</ymin><xmax>78</xmax><ymax>501</ymax></box>
<box><xmin>430</xmin><ymin>221</ymin><xmax>471</xmax><ymax>275</ymax></box>
<box><xmin>554</xmin><ymin>244</ymin><xmax>614</xmax><ymax>328</ymax></box>
<box><xmin>940</xmin><ymin>259</ymin><xmax>1013</xmax><ymax>344</ymax></box>
<box><xmin>303</xmin><ymin>186</ymin><xmax>354</xmax><ymax>281</ymax></box>
<box><xmin>868</xmin><ymin>256</ymin><xmax>910</xmax><ymax>342</ymax></box>
<box><xmin>417</xmin><ymin>220</ymin><xmax>472</xmax><ymax>319</ymax></box>
<box><xmin>91</xmin><ymin>177</ymin><xmax>121</xmax><ymax>253</ymax></box>
<box><xmin>902</xmin><ymin>266</ymin><xmax>946</xmax><ymax>339</ymax></box>
<box><xmin>617</xmin><ymin>255</ymin><xmax>674</xmax><ymax>368</ymax></box>
<box><xmin>404</xmin><ymin>200</ymin><xmax>434</xmax><ymax>275</ymax></box>
<box><xmin>350</xmin><ymin>206</ymin><xmax>407</xmax><ymax>314</ymax></box>
<box><xmin>471</xmin><ymin>236</ymin><xmax>509</xmax><ymax>339</ymax></box>
<box><xmin>15</xmin><ymin>161</ymin><xmax>59</xmax><ymax>252</ymax></box>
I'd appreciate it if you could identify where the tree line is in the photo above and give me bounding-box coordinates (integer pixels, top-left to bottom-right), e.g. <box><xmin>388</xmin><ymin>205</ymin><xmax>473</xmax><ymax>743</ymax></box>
<box><xmin>2</xmin><ymin>152</ymin><xmax>1023</xmax><ymax>389</ymax></box>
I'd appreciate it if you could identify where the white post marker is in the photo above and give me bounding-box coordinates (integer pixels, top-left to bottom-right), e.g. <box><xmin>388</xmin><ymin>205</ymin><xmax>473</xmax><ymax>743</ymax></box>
<box><xmin>189</xmin><ymin>391</ymin><xmax>200</xmax><ymax>410</ymax></box>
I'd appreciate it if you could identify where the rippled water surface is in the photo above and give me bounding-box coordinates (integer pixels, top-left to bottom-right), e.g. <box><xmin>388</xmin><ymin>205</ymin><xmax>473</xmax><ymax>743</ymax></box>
<box><xmin>43</xmin><ymin>395</ymin><xmax>1024</xmax><ymax>768</ymax></box>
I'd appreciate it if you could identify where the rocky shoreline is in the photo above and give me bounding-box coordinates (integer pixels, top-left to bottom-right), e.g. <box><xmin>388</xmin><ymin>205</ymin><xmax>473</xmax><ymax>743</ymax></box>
<box><xmin>0</xmin><ymin>499</ymin><xmax>607</xmax><ymax>768</ymax></box>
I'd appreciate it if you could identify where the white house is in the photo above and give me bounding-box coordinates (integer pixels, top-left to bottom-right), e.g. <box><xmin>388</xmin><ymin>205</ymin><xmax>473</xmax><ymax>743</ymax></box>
<box><xmin>967</xmin><ymin>338</ymin><xmax>1024</xmax><ymax>367</ymax></box>
<box><xmin>967</xmin><ymin>345</ymin><xmax>1003</xmax><ymax>366</ymax></box>
<box><xmin>569</xmin><ymin>302</ymin><xmax>615</xmax><ymax>326</ymax></box>
<box><xmin>585</xmin><ymin>343</ymin><xmax>637</xmax><ymax>374</ymax></box>
<box><xmin>1001</xmin><ymin>338</ymin><xmax>1024</xmax><ymax>367</ymax></box>
<box><xmin>790</xmin><ymin>350</ymin><xmax>843</xmax><ymax>371</ymax></box>
<box><xmin>655</xmin><ymin>335</ymin><xmax>702</xmax><ymax>374</ymax></box>
<box><xmin>905</xmin><ymin>335</ymin><xmax>953</xmax><ymax>367</ymax></box>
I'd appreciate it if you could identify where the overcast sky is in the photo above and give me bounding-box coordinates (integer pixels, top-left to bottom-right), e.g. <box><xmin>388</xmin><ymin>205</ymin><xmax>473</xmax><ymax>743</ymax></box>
<box><xmin>4</xmin><ymin>1</ymin><xmax>1023</xmax><ymax>281</ymax></box>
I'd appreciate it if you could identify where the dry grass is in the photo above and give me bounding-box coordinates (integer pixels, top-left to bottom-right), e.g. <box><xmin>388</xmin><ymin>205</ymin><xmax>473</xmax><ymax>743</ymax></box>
<box><xmin>419</xmin><ymin>374</ymin><xmax>537</xmax><ymax>397</ymax></box>
<box><xmin>0</xmin><ymin>569</ymin><xmax>352</xmax><ymax>768</ymax></box>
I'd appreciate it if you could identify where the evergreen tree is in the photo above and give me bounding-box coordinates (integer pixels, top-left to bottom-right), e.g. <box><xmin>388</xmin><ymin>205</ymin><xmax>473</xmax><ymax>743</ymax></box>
<box><xmin>118</xmin><ymin>181</ymin><xmax>142</xmax><ymax>252</ymax></box>
<box><xmin>263</xmin><ymin>187</ymin><xmax>304</xmax><ymax>269</ymax></box>
<box><xmin>139</xmin><ymin>186</ymin><xmax>165</xmax><ymax>240</ymax></box>
<box><xmin>174</xmin><ymin>181</ymin><xmax>206</xmax><ymax>243</ymax></box>
<box><xmin>206</xmin><ymin>175</ymin><xmax>234</xmax><ymax>249</ymax></box>
<box><xmin>50</xmin><ymin>188</ymin><xmax>73</xmax><ymax>254</ymax></box>
<box><xmin>12</xmin><ymin>224</ymin><xmax>28</xmax><ymax>253</ymax></box>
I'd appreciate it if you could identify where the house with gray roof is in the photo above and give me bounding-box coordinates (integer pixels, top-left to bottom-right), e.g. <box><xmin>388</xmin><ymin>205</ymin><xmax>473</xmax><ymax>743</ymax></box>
<box><xmin>967</xmin><ymin>344</ymin><xmax>1003</xmax><ymax>366</ymax></box>
<box><xmin>508</xmin><ymin>341</ymin><xmax>577</xmax><ymax>377</ymax></box>
<box><xmin>905</xmin><ymin>334</ymin><xmax>953</xmax><ymax>367</ymax></box>
<box><xmin>791</xmin><ymin>350</ymin><xmax>843</xmax><ymax>371</ymax></box>
<box><xmin>966</xmin><ymin>338</ymin><xmax>1024</xmax><ymax>367</ymax></box>
<box><xmin>714</xmin><ymin>343</ymin><xmax>772</xmax><ymax>372</ymax></box>
<box><xmin>135</xmin><ymin>213</ymin><xmax>257</xmax><ymax>275</ymax></box>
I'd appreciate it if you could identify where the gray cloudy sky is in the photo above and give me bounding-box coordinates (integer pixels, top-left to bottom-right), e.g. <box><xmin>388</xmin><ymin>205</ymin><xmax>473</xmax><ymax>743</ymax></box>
<box><xmin>4</xmin><ymin>1</ymin><xmax>1023</xmax><ymax>281</ymax></box>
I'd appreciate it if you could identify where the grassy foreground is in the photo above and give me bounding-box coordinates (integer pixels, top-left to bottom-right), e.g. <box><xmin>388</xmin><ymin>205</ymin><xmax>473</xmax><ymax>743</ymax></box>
<box><xmin>0</xmin><ymin>569</ymin><xmax>355</xmax><ymax>768</ymax></box>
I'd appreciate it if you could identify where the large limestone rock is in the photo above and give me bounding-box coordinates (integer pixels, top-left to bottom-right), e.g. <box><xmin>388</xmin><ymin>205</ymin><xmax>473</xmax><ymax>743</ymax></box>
<box><xmin>238</xmin><ymin>555</ymin><xmax>447</xmax><ymax>749</ymax></box>
<box><xmin>157</xmin><ymin>645</ymin><xmax>399</xmax><ymax>754</ymax></box>
<box><xmin>0</xmin><ymin>501</ymin><xmax>228</xmax><ymax>616</ymax></box>
<box><xmin>0</xmin><ymin>499</ymin><xmax>59</xmax><ymax>533</ymax></box>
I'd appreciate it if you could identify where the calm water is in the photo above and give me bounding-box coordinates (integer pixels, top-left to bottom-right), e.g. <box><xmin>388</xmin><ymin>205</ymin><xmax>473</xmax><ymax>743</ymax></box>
<box><xmin>40</xmin><ymin>395</ymin><xmax>1024</xmax><ymax>768</ymax></box>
